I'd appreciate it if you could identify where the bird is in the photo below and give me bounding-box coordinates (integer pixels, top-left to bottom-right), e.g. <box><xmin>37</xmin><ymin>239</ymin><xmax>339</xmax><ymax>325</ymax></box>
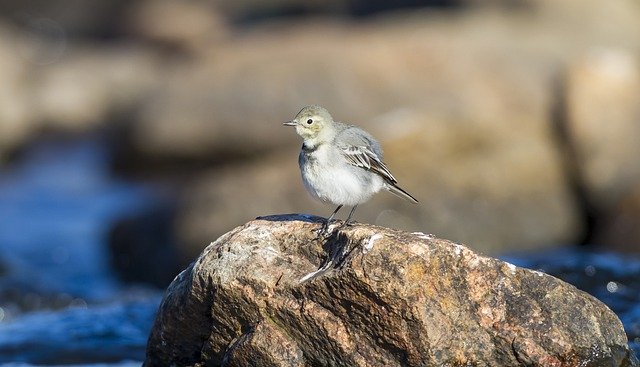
<box><xmin>283</xmin><ymin>105</ymin><xmax>418</xmax><ymax>235</ymax></box>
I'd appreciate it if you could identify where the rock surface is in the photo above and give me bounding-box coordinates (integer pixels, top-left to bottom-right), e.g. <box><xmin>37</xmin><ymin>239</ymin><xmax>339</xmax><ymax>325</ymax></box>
<box><xmin>593</xmin><ymin>185</ymin><xmax>640</xmax><ymax>254</ymax></box>
<box><xmin>144</xmin><ymin>215</ymin><xmax>637</xmax><ymax>366</ymax></box>
<box><xmin>135</xmin><ymin>0</ymin><xmax>640</xmax><ymax>257</ymax></box>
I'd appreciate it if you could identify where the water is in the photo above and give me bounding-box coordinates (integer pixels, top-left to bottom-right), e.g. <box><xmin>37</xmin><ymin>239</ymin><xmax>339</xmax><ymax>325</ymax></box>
<box><xmin>0</xmin><ymin>138</ymin><xmax>638</xmax><ymax>365</ymax></box>
<box><xmin>0</xmin><ymin>138</ymin><xmax>163</xmax><ymax>365</ymax></box>
<box><xmin>0</xmin><ymin>297</ymin><xmax>159</xmax><ymax>364</ymax></box>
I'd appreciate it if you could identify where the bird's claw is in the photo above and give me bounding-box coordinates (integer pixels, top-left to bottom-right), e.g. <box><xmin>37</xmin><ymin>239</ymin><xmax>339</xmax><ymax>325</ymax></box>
<box><xmin>315</xmin><ymin>220</ymin><xmax>335</xmax><ymax>239</ymax></box>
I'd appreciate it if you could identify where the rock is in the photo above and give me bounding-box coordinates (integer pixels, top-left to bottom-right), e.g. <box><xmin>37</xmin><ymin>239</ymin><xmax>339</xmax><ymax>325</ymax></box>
<box><xmin>144</xmin><ymin>216</ymin><xmax>637</xmax><ymax>366</ymax></box>
<box><xmin>126</xmin><ymin>1</ymin><xmax>640</xmax><ymax>255</ymax></box>
<box><xmin>173</xmin><ymin>151</ymin><xmax>320</xmax><ymax>259</ymax></box>
<box><xmin>564</xmin><ymin>50</ymin><xmax>640</xmax><ymax>210</ymax></box>
<box><xmin>108</xmin><ymin>202</ymin><xmax>183</xmax><ymax>288</ymax></box>
<box><xmin>593</xmin><ymin>185</ymin><xmax>640</xmax><ymax>253</ymax></box>
<box><xmin>156</xmin><ymin>10</ymin><xmax>592</xmax><ymax>256</ymax></box>
<box><xmin>33</xmin><ymin>45</ymin><xmax>162</xmax><ymax>133</ymax></box>
<box><xmin>122</xmin><ymin>0</ymin><xmax>640</xmax><ymax>166</ymax></box>
<box><xmin>124</xmin><ymin>0</ymin><xmax>229</xmax><ymax>54</ymax></box>
<box><xmin>0</xmin><ymin>0</ymin><xmax>131</xmax><ymax>38</ymax></box>
<box><xmin>203</xmin><ymin>0</ymin><xmax>575</xmax><ymax>21</ymax></box>
<box><xmin>174</xmin><ymin>109</ymin><xmax>580</xmax><ymax>259</ymax></box>
<box><xmin>0</xmin><ymin>24</ymin><xmax>35</xmax><ymax>162</ymax></box>
<box><xmin>371</xmin><ymin>109</ymin><xmax>580</xmax><ymax>254</ymax></box>
<box><xmin>0</xmin><ymin>20</ymin><xmax>163</xmax><ymax>163</ymax></box>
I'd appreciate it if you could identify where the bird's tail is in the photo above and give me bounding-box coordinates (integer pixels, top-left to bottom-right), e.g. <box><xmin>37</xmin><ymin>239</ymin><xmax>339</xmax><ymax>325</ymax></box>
<box><xmin>385</xmin><ymin>183</ymin><xmax>418</xmax><ymax>204</ymax></box>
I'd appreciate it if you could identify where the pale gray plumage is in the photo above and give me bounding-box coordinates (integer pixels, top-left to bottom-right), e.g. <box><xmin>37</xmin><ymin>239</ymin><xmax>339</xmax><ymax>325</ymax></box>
<box><xmin>284</xmin><ymin>105</ymin><xmax>417</xmax><ymax>233</ymax></box>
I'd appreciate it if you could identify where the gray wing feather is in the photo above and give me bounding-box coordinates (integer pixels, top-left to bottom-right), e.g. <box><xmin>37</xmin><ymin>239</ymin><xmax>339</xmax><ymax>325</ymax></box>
<box><xmin>340</xmin><ymin>145</ymin><xmax>397</xmax><ymax>184</ymax></box>
<box><xmin>334</xmin><ymin>122</ymin><xmax>418</xmax><ymax>203</ymax></box>
<box><xmin>333</xmin><ymin>123</ymin><xmax>383</xmax><ymax>155</ymax></box>
<box><xmin>334</xmin><ymin>123</ymin><xmax>395</xmax><ymax>183</ymax></box>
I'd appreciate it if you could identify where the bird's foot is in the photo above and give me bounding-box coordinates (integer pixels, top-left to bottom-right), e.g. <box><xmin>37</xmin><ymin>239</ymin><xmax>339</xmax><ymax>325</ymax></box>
<box><xmin>315</xmin><ymin>219</ymin><xmax>337</xmax><ymax>239</ymax></box>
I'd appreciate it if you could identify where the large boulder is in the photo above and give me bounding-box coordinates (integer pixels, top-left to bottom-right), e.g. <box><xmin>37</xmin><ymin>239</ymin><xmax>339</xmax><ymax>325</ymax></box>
<box><xmin>144</xmin><ymin>216</ymin><xmax>637</xmax><ymax>366</ymax></box>
<box><xmin>123</xmin><ymin>0</ymin><xmax>640</xmax><ymax>165</ymax></box>
<box><xmin>127</xmin><ymin>13</ymin><xmax>559</xmax><ymax>163</ymax></box>
<box><xmin>164</xmin><ymin>12</ymin><xmax>586</xmax><ymax>256</ymax></box>
<box><xmin>132</xmin><ymin>1</ymin><xmax>640</xmax><ymax>257</ymax></box>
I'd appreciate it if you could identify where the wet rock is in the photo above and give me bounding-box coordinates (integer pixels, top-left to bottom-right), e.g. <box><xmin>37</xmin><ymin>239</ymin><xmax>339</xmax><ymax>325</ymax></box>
<box><xmin>501</xmin><ymin>248</ymin><xmax>640</xmax><ymax>359</ymax></box>
<box><xmin>145</xmin><ymin>216</ymin><xmax>637</xmax><ymax>366</ymax></box>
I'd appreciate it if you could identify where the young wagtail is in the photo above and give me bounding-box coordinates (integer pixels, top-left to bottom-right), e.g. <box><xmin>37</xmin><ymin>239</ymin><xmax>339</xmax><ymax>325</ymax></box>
<box><xmin>284</xmin><ymin>105</ymin><xmax>418</xmax><ymax>235</ymax></box>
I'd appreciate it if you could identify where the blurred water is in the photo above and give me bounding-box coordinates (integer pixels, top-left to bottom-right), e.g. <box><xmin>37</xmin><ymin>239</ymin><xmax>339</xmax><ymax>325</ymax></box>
<box><xmin>0</xmin><ymin>297</ymin><xmax>159</xmax><ymax>364</ymax></box>
<box><xmin>0</xmin><ymin>138</ymin><xmax>162</xmax><ymax>365</ymax></box>
<box><xmin>0</xmin><ymin>138</ymin><xmax>637</xmax><ymax>365</ymax></box>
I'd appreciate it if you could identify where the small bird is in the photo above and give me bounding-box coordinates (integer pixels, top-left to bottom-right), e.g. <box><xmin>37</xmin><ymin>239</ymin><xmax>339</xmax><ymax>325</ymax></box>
<box><xmin>284</xmin><ymin>105</ymin><xmax>418</xmax><ymax>235</ymax></box>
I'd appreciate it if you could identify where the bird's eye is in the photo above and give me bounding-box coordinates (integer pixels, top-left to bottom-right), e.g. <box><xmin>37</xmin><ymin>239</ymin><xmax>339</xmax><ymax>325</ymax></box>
<box><xmin>306</xmin><ymin>119</ymin><xmax>313</xmax><ymax>124</ymax></box>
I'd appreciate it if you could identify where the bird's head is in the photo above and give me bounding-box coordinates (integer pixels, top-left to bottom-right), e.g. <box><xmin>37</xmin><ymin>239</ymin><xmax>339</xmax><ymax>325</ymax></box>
<box><xmin>283</xmin><ymin>105</ymin><xmax>334</xmax><ymax>141</ymax></box>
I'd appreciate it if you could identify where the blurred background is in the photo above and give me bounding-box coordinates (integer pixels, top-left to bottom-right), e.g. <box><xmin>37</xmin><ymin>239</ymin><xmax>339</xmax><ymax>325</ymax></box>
<box><xmin>0</xmin><ymin>0</ymin><xmax>639</xmax><ymax>364</ymax></box>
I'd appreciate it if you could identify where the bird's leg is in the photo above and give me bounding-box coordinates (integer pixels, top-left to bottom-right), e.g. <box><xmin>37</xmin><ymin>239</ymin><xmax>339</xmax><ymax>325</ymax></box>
<box><xmin>343</xmin><ymin>205</ymin><xmax>358</xmax><ymax>226</ymax></box>
<box><xmin>327</xmin><ymin>204</ymin><xmax>343</xmax><ymax>223</ymax></box>
<box><xmin>317</xmin><ymin>205</ymin><xmax>343</xmax><ymax>237</ymax></box>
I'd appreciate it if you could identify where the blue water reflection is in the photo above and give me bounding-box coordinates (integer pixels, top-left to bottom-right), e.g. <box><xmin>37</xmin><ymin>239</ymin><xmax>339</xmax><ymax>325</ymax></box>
<box><xmin>0</xmin><ymin>296</ymin><xmax>159</xmax><ymax>364</ymax></box>
<box><xmin>0</xmin><ymin>139</ymin><xmax>159</xmax><ymax>302</ymax></box>
<box><xmin>0</xmin><ymin>138</ymin><xmax>162</xmax><ymax>365</ymax></box>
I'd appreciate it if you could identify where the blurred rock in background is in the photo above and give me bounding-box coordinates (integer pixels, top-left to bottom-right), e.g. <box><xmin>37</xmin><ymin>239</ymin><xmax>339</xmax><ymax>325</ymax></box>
<box><xmin>564</xmin><ymin>51</ymin><xmax>640</xmax><ymax>252</ymax></box>
<box><xmin>0</xmin><ymin>0</ymin><xmax>639</xmax><ymax>279</ymax></box>
<box><xmin>124</xmin><ymin>0</ymin><xmax>230</xmax><ymax>54</ymax></box>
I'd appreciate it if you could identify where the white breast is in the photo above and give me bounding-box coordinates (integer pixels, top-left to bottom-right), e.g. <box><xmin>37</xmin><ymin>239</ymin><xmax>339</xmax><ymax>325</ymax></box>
<box><xmin>299</xmin><ymin>145</ymin><xmax>383</xmax><ymax>206</ymax></box>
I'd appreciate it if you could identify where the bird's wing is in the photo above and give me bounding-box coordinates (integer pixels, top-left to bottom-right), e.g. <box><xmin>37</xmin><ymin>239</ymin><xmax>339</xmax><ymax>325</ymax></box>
<box><xmin>341</xmin><ymin>145</ymin><xmax>397</xmax><ymax>184</ymax></box>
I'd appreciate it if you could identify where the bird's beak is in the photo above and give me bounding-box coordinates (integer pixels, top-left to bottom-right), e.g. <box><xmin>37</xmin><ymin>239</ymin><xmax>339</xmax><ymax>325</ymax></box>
<box><xmin>283</xmin><ymin>120</ymin><xmax>297</xmax><ymax>126</ymax></box>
